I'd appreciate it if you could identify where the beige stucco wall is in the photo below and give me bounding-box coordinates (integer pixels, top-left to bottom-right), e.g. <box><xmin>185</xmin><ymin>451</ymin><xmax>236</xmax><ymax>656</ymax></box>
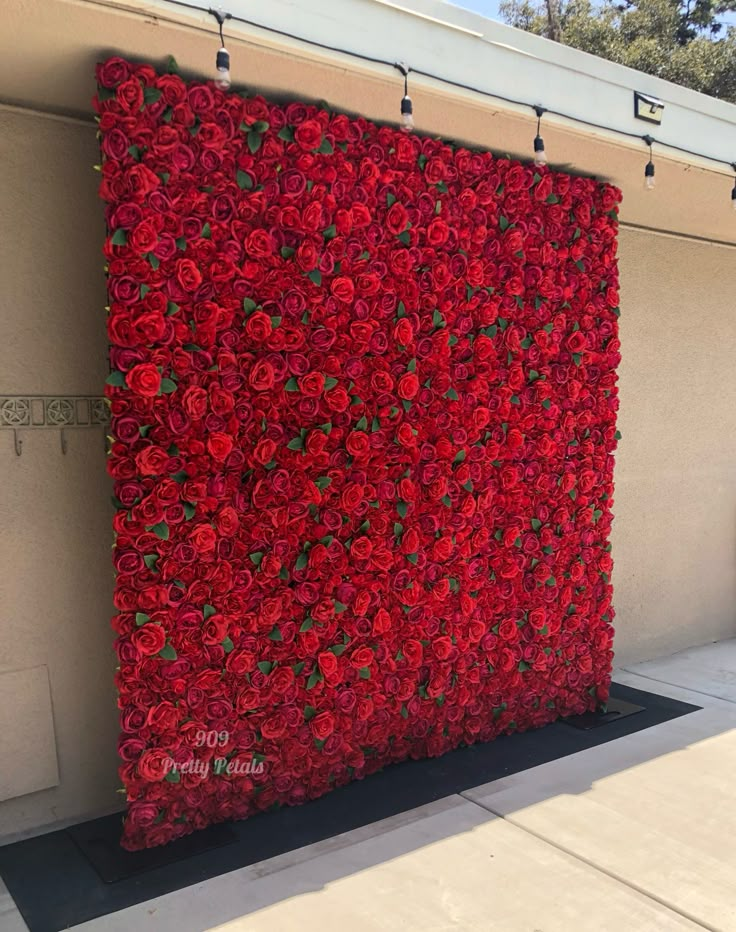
<box><xmin>0</xmin><ymin>108</ymin><xmax>119</xmax><ymax>839</ymax></box>
<box><xmin>0</xmin><ymin>106</ymin><xmax>734</xmax><ymax>841</ymax></box>
<box><xmin>613</xmin><ymin>229</ymin><xmax>736</xmax><ymax>665</ymax></box>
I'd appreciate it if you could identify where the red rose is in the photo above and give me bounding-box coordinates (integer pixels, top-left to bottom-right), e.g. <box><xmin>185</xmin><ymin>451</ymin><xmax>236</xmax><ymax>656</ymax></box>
<box><xmin>318</xmin><ymin>651</ymin><xmax>339</xmax><ymax>678</ymax></box>
<box><xmin>397</xmin><ymin>373</ymin><xmax>419</xmax><ymax>400</ymax></box>
<box><xmin>245</xmin><ymin>311</ymin><xmax>273</xmax><ymax>343</ymax></box>
<box><xmin>310</xmin><ymin>711</ymin><xmax>335</xmax><ymax>740</ymax></box>
<box><xmin>386</xmin><ymin>202</ymin><xmax>408</xmax><ymax>236</ymax></box>
<box><xmin>331</xmin><ymin>277</ymin><xmax>355</xmax><ymax>303</ymax></box>
<box><xmin>126</xmin><ymin>363</ymin><xmax>161</xmax><ymax>397</ymax></box>
<box><xmin>294</xmin><ymin>119</ymin><xmax>323</xmax><ymax>151</ymax></box>
<box><xmin>298</xmin><ymin>372</ymin><xmax>325</xmax><ymax>397</ymax></box>
<box><xmin>116</xmin><ymin>78</ymin><xmax>144</xmax><ymax>113</ymax></box>
<box><xmin>137</xmin><ymin>748</ymin><xmax>173</xmax><ymax>781</ymax></box>
<box><xmin>207</xmin><ymin>432</ymin><xmax>233</xmax><ymax>461</ymax></box>
<box><xmin>189</xmin><ymin>525</ymin><xmax>217</xmax><ymax>554</ymax></box>
<box><xmin>182</xmin><ymin>386</ymin><xmax>208</xmax><ymax>418</ymax></box>
<box><xmin>132</xmin><ymin>624</ymin><xmax>166</xmax><ymax>656</ymax></box>
<box><xmin>135</xmin><ymin>446</ymin><xmax>168</xmax><ymax>476</ymax></box>
<box><xmin>249</xmin><ymin>360</ymin><xmax>275</xmax><ymax>391</ymax></box>
<box><xmin>175</xmin><ymin>258</ymin><xmax>202</xmax><ymax>292</ymax></box>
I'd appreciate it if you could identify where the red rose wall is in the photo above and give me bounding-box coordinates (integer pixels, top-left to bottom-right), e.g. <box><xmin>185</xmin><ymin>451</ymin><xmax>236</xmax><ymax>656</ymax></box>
<box><xmin>96</xmin><ymin>57</ymin><xmax>621</xmax><ymax>850</ymax></box>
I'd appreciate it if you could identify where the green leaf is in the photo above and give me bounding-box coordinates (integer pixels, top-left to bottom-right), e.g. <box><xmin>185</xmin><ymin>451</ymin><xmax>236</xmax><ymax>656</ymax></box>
<box><xmin>406</xmin><ymin>553</ymin><xmax>418</xmax><ymax>565</ymax></box>
<box><xmin>143</xmin><ymin>554</ymin><xmax>159</xmax><ymax>572</ymax></box>
<box><xmin>201</xmin><ymin>222</ymin><xmax>211</xmax><ymax>239</ymax></box>
<box><xmin>358</xmin><ymin>666</ymin><xmax>371</xmax><ymax>679</ymax></box>
<box><xmin>127</xmin><ymin>144</ymin><xmax>143</xmax><ymax>161</ymax></box>
<box><xmin>307</xmin><ymin>671</ymin><xmax>323</xmax><ymax>689</ymax></box>
<box><xmin>160</xmin><ymin>378</ymin><xmax>177</xmax><ymax>394</ymax></box>
<box><xmin>323</xmin><ymin>224</ymin><xmax>337</xmax><ymax>241</ymax></box>
<box><xmin>221</xmin><ymin>636</ymin><xmax>234</xmax><ymax>653</ymax></box>
<box><xmin>183</xmin><ymin>502</ymin><xmax>196</xmax><ymax>520</ymax></box>
<box><xmin>324</xmin><ymin>377</ymin><xmax>338</xmax><ymax>390</ymax></box>
<box><xmin>159</xmin><ymin>643</ymin><xmax>177</xmax><ymax>661</ymax></box>
<box><xmin>397</xmin><ymin>231</ymin><xmax>411</xmax><ymax>245</ymax></box>
<box><xmin>300</xmin><ymin>617</ymin><xmax>314</xmax><ymax>632</ymax></box>
<box><xmin>432</xmin><ymin>309</ymin><xmax>445</xmax><ymax>329</ymax></box>
<box><xmin>285</xmin><ymin>377</ymin><xmax>299</xmax><ymax>392</ymax></box>
<box><xmin>143</xmin><ymin>86</ymin><xmax>162</xmax><ymax>105</ymax></box>
<box><xmin>296</xmin><ymin>552</ymin><xmax>308</xmax><ymax>571</ymax></box>
<box><xmin>278</xmin><ymin>125</ymin><xmax>295</xmax><ymax>142</ymax></box>
<box><xmin>247</xmin><ymin>130</ymin><xmax>262</xmax><ymax>154</ymax></box>
<box><xmin>541</xmin><ymin>398</ymin><xmax>551</xmax><ymax>410</ymax></box>
<box><xmin>257</xmin><ymin>661</ymin><xmax>274</xmax><ymax>675</ymax></box>
<box><xmin>308</xmin><ymin>269</ymin><xmax>322</xmax><ymax>286</ymax></box>
<box><xmin>270</xmin><ymin>316</ymin><xmax>282</xmax><ymax>328</ymax></box>
<box><xmin>304</xmin><ymin>705</ymin><xmax>317</xmax><ymax>720</ymax></box>
<box><xmin>356</xmin><ymin>415</ymin><xmax>368</xmax><ymax>431</ymax></box>
<box><xmin>237</xmin><ymin>170</ymin><xmax>253</xmax><ymax>190</ymax></box>
<box><xmin>135</xmin><ymin>612</ymin><xmax>150</xmax><ymax>626</ymax></box>
<box><xmin>397</xmin><ymin>500</ymin><xmax>408</xmax><ymax>519</ymax></box>
<box><xmin>203</xmin><ymin>604</ymin><xmax>216</xmax><ymax>620</ymax></box>
<box><xmin>111</xmin><ymin>228</ymin><xmax>127</xmax><ymax>246</ymax></box>
<box><xmin>531</xmin><ymin>518</ymin><xmax>542</xmax><ymax>532</ymax></box>
<box><xmin>518</xmin><ymin>660</ymin><xmax>530</xmax><ymax>672</ymax></box>
<box><xmin>453</xmin><ymin>450</ymin><xmax>466</xmax><ymax>464</ymax></box>
<box><xmin>386</xmin><ymin>192</ymin><xmax>397</xmax><ymax>207</ymax></box>
<box><xmin>281</xmin><ymin>245</ymin><xmax>295</xmax><ymax>259</ymax></box>
<box><xmin>106</xmin><ymin>370</ymin><xmax>125</xmax><ymax>387</ymax></box>
<box><xmin>293</xmin><ymin>661</ymin><xmax>305</xmax><ymax>675</ymax></box>
<box><xmin>149</xmin><ymin>521</ymin><xmax>169</xmax><ymax>540</ymax></box>
<box><xmin>317</xmin><ymin>137</ymin><xmax>334</xmax><ymax>155</ymax></box>
<box><xmin>614</xmin><ymin>430</ymin><xmax>622</xmax><ymax>441</ymax></box>
<box><xmin>287</xmin><ymin>436</ymin><xmax>304</xmax><ymax>451</ymax></box>
<box><xmin>166</xmin><ymin>301</ymin><xmax>180</xmax><ymax>316</ymax></box>
<box><xmin>165</xmin><ymin>769</ymin><xmax>181</xmax><ymax>783</ymax></box>
<box><xmin>171</xmin><ymin>470</ymin><xmax>187</xmax><ymax>484</ymax></box>
<box><xmin>441</xmin><ymin>494</ymin><xmax>452</xmax><ymax>507</ymax></box>
<box><xmin>334</xmin><ymin>601</ymin><xmax>348</xmax><ymax>614</ymax></box>
<box><xmin>499</xmin><ymin>215</ymin><xmax>510</xmax><ymax>232</ymax></box>
<box><xmin>315</xmin><ymin>476</ymin><xmax>332</xmax><ymax>490</ymax></box>
<box><xmin>268</xmin><ymin>626</ymin><xmax>282</xmax><ymax>641</ymax></box>
<box><xmin>249</xmin><ymin>551</ymin><xmax>264</xmax><ymax>566</ymax></box>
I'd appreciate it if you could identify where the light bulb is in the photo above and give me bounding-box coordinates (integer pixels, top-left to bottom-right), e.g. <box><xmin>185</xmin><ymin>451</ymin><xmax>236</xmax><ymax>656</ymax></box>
<box><xmin>215</xmin><ymin>47</ymin><xmax>231</xmax><ymax>90</ymax></box>
<box><xmin>533</xmin><ymin>135</ymin><xmax>547</xmax><ymax>166</ymax></box>
<box><xmin>644</xmin><ymin>161</ymin><xmax>655</xmax><ymax>190</ymax></box>
<box><xmin>400</xmin><ymin>95</ymin><xmax>414</xmax><ymax>132</ymax></box>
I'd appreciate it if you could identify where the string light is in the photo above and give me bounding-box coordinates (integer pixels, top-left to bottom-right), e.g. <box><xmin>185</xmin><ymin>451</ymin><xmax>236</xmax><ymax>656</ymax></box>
<box><xmin>124</xmin><ymin>0</ymin><xmax>736</xmax><ymax>198</ymax></box>
<box><xmin>643</xmin><ymin>135</ymin><xmax>655</xmax><ymax>191</ymax></box>
<box><xmin>395</xmin><ymin>62</ymin><xmax>413</xmax><ymax>132</ymax></box>
<box><xmin>210</xmin><ymin>9</ymin><xmax>232</xmax><ymax>90</ymax></box>
<box><xmin>533</xmin><ymin>106</ymin><xmax>547</xmax><ymax>167</ymax></box>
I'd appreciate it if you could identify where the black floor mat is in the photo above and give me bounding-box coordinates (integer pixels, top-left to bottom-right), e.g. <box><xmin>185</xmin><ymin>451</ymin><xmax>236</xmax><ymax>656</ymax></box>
<box><xmin>0</xmin><ymin>681</ymin><xmax>699</xmax><ymax>932</ymax></box>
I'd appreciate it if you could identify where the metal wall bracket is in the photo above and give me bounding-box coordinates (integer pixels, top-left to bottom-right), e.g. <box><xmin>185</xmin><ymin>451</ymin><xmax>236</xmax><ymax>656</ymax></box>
<box><xmin>1</xmin><ymin>396</ymin><xmax>109</xmax><ymax>456</ymax></box>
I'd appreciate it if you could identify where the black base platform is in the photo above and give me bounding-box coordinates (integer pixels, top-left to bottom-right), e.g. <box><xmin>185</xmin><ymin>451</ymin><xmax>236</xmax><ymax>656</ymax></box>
<box><xmin>0</xmin><ymin>681</ymin><xmax>699</xmax><ymax>932</ymax></box>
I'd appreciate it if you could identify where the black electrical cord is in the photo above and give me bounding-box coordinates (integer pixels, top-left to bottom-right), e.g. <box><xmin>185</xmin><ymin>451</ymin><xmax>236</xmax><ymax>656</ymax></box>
<box><xmin>152</xmin><ymin>0</ymin><xmax>735</xmax><ymax>174</ymax></box>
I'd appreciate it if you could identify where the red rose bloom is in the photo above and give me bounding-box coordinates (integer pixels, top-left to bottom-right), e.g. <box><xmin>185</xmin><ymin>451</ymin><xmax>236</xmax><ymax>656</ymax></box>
<box><xmin>126</xmin><ymin>363</ymin><xmax>161</xmax><ymax>397</ymax></box>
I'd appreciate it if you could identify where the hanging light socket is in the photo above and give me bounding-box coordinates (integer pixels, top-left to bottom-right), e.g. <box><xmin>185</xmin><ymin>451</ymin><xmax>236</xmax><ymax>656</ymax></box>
<box><xmin>395</xmin><ymin>61</ymin><xmax>414</xmax><ymax>132</ymax></box>
<box><xmin>533</xmin><ymin>105</ymin><xmax>547</xmax><ymax>167</ymax></box>
<box><xmin>210</xmin><ymin>8</ymin><xmax>233</xmax><ymax>89</ymax></box>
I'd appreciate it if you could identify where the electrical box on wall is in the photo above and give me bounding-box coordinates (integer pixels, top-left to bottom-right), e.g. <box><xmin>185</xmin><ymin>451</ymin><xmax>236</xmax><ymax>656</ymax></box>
<box><xmin>634</xmin><ymin>91</ymin><xmax>664</xmax><ymax>125</ymax></box>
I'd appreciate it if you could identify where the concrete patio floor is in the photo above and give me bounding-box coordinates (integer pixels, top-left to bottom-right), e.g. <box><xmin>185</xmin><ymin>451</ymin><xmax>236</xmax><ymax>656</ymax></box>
<box><xmin>3</xmin><ymin>639</ymin><xmax>736</xmax><ymax>931</ymax></box>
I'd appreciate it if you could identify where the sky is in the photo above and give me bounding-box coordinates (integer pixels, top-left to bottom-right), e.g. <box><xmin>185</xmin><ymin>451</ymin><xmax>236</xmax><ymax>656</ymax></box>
<box><xmin>446</xmin><ymin>0</ymin><xmax>736</xmax><ymax>27</ymax></box>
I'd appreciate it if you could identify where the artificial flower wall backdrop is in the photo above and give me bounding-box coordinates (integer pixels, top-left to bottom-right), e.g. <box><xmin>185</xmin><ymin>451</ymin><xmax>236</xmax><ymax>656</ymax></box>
<box><xmin>96</xmin><ymin>56</ymin><xmax>622</xmax><ymax>851</ymax></box>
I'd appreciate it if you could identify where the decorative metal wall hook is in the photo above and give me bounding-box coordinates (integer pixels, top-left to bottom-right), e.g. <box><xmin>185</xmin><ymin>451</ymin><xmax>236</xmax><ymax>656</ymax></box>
<box><xmin>60</xmin><ymin>429</ymin><xmax>68</xmax><ymax>455</ymax></box>
<box><xmin>13</xmin><ymin>430</ymin><xmax>22</xmax><ymax>456</ymax></box>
